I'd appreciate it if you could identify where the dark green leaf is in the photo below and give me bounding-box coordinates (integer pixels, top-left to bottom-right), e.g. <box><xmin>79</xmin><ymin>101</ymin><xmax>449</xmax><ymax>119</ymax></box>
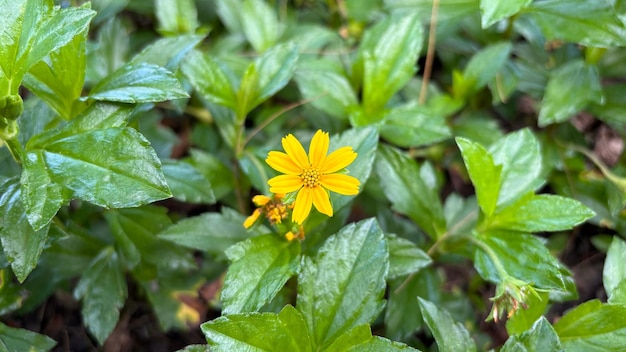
<box><xmin>91</xmin><ymin>0</ymin><xmax>130</xmax><ymax>25</ymax></box>
<box><xmin>162</xmin><ymin>159</ymin><xmax>215</xmax><ymax>204</ymax></box>
<box><xmin>41</xmin><ymin>127</ymin><xmax>171</xmax><ymax>208</ymax></box>
<box><xmin>603</xmin><ymin>237</ymin><xmax>626</xmax><ymax>303</ymax></box>
<box><xmin>554</xmin><ymin>300</ymin><xmax>626</xmax><ymax>352</ymax></box>
<box><xmin>74</xmin><ymin>247</ymin><xmax>127</xmax><ymax>345</ymax></box>
<box><xmin>182</xmin><ymin>50</ymin><xmax>237</xmax><ymax>109</ymax></box>
<box><xmin>297</xmin><ymin>219</ymin><xmax>387</xmax><ymax>349</ymax></box>
<box><xmin>85</xmin><ymin>17</ymin><xmax>129</xmax><ymax>84</ymax></box>
<box><xmin>480</xmin><ymin>0</ymin><xmax>532</xmax><ymax>27</ymax></box>
<box><xmin>0</xmin><ymin>321</ymin><xmax>57</xmax><ymax>352</ymax></box>
<box><xmin>385</xmin><ymin>0</ymin><xmax>479</xmax><ymax>23</ymax></box>
<box><xmin>457</xmin><ymin>42</ymin><xmax>512</xmax><ymax>98</ymax></box>
<box><xmin>155</xmin><ymin>0</ymin><xmax>199</xmax><ymax>35</ymax></box>
<box><xmin>387</xmin><ymin>234</ymin><xmax>432</xmax><ymax>279</ymax></box>
<box><xmin>241</xmin><ymin>0</ymin><xmax>281</xmax><ymax>52</ymax></box>
<box><xmin>87</xmin><ymin>63</ymin><xmax>188</xmax><ymax>103</ymax></box>
<box><xmin>381</xmin><ymin>105</ymin><xmax>452</xmax><ymax>148</ymax></box>
<box><xmin>538</xmin><ymin>60</ymin><xmax>603</xmax><ymax>126</ymax></box>
<box><xmin>523</xmin><ymin>0</ymin><xmax>626</xmax><ymax>47</ymax></box>
<box><xmin>456</xmin><ymin>137</ymin><xmax>502</xmax><ymax>217</ymax></box>
<box><xmin>187</xmin><ymin>149</ymin><xmax>234</xmax><ymax>201</ymax></box>
<box><xmin>222</xmin><ymin>235</ymin><xmax>300</xmax><ymax>315</ymax></box>
<box><xmin>239</xmin><ymin>150</ymin><xmax>270</xmax><ymax>195</ymax></box>
<box><xmin>501</xmin><ymin>317</ymin><xmax>564</xmax><ymax>352</ymax></box>
<box><xmin>487</xmin><ymin>194</ymin><xmax>595</xmax><ymax>232</ymax></box>
<box><xmin>0</xmin><ymin>178</ymin><xmax>50</xmax><ymax>282</ymax></box>
<box><xmin>418</xmin><ymin>298</ymin><xmax>477</xmax><ymax>352</ymax></box>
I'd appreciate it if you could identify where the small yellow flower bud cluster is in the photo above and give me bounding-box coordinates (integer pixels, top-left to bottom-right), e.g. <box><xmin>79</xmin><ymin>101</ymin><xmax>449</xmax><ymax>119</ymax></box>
<box><xmin>243</xmin><ymin>194</ymin><xmax>292</xmax><ymax>229</ymax></box>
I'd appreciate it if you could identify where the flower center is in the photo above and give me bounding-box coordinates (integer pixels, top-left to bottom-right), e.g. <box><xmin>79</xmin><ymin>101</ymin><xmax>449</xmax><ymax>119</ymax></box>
<box><xmin>301</xmin><ymin>166</ymin><xmax>321</xmax><ymax>188</ymax></box>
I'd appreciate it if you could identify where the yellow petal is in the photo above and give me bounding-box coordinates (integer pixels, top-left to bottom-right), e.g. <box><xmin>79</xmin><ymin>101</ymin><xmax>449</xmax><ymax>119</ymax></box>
<box><xmin>243</xmin><ymin>208</ymin><xmax>261</xmax><ymax>228</ymax></box>
<box><xmin>311</xmin><ymin>186</ymin><xmax>333</xmax><ymax>217</ymax></box>
<box><xmin>268</xmin><ymin>175</ymin><xmax>302</xmax><ymax>194</ymax></box>
<box><xmin>266</xmin><ymin>151</ymin><xmax>301</xmax><ymax>175</ymax></box>
<box><xmin>321</xmin><ymin>173</ymin><xmax>360</xmax><ymax>195</ymax></box>
<box><xmin>252</xmin><ymin>195</ymin><xmax>271</xmax><ymax>207</ymax></box>
<box><xmin>320</xmin><ymin>146</ymin><xmax>357</xmax><ymax>174</ymax></box>
<box><xmin>308</xmin><ymin>130</ymin><xmax>329</xmax><ymax>167</ymax></box>
<box><xmin>292</xmin><ymin>188</ymin><xmax>312</xmax><ymax>224</ymax></box>
<box><xmin>282</xmin><ymin>134</ymin><xmax>309</xmax><ymax>169</ymax></box>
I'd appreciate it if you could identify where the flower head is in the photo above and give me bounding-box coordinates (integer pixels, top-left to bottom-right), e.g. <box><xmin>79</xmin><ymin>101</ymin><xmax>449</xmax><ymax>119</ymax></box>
<box><xmin>266</xmin><ymin>130</ymin><xmax>360</xmax><ymax>224</ymax></box>
<box><xmin>243</xmin><ymin>194</ymin><xmax>291</xmax><ymax>229</ymax></box>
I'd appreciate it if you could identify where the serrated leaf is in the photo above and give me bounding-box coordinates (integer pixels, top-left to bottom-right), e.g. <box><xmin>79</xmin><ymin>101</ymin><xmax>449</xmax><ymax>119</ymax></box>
<box><xmin>39</xmin><ymin>127</ymin><xmax>171</xmax><ymax>208</ymax></box>
<box><xmin>155</xmin><ymin>0</ymin><xmax>199</xmax><ymax>35</ymax></box>
<box><xmin>387</xmin><ymin>234</ymin><xmax>432</xmax><ymax>279</ymax></box>
<box><xmin>0</xmin><ymin>178</ymin><xmax>50</xmax><ymax>282</ymax></box>
<box><xmin>221</xmin><ymin>235</ymin><xmax>300</xmax><ymax>315</ymax></box>
<box><xmin>202</xmin><ymin>305</ymin><xmax>312</xmax><ymax>352</ymax></box>
<box><xmin>0</xmin><ymin>321</ymin><xmax>57</xmax><ymax>352</ymax></box>
<box><xmin>158</xmin><ymin>209</ymin><xmax>251</xmax><ymax>257</ymax></box>
<box><xmin>456</xmin><ymin>137</ymin><xmax>502</xmax><ymax>217</ymax></box>
<box><xmin>418</xmin><ymin>298</ymin><xmax>477</xmax><ymax>352</ymax></box>
<box><xmin>241</xmin><ymin>0</ymin><xmax>281</xmax><ymax>52</ymax></box>
<box><xmin>480</xmin><ymin>0</ymin><xmax>532</xmax><ymax>28</ymax></box>
<box><xmin>87</xmin><ymin>63</ymin><xmax>189</xmax><ymax>103</ymax></box>
<box><xmin>20</xmin><ymin>150</ymin><xmax>68</xmax><ymax>230</ymax></box>
<box><xmin>182</xmin><ymin>50</ymin><xmax>236</xmax><ymax>109</ymax></box>
<box><xmin>487</xmin><ymin>194</ymin><xmax>595</xmax><ymax>232</ymax></box>
<box><xmin>381</xmin><ymin>105</ymin><xmax>452</xmax><ymax>148</ymax></box>
<box><xmin>297</xmin><ymin>219</ymin><xmax>388</xmax><ymax>349</ymax></box>
<box><xmin>501</xmin><ymin>317</ymin><xmax>564</xmax><ymax>352</ymax></box>
<box><xmin>74</xmin><ymin>247</ymin><xmax>127</xmax><ymax>345</ymax></box>
<box><xmin>162</xmin><ymin>159</ymin><xmax>215</xmax><ymax>204</ymax></box>
<box><xmin>603</xmin><ymin>237</ymin><xmax>626</xmax><ymax>302</ymax></box>
<box><xmin>376</xmin><ymin>145</ymin><xmax>446</xmax><ymax>238</ymax></box>
<box><xmin>538</xmin><ymin>60</ymin><xmax>603</xmax><ymax>127</ymax></box>
<box><xmin>554</xmin><ymin>300</ymin><xmax>626</xmax><ymax>352</ymax></box>
<box><xmin>523</xmin><ymin>0</ymin><xmax>626</xmax><ymax>48</ymax></box>
<box><xmin>474</xmin><ymin>231</ymin><xmax>572</xmax><ymax>292</ymax></box>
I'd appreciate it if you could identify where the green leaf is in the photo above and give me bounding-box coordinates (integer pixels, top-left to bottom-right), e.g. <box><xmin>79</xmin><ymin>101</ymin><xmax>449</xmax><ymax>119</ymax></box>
<box><xmin>523</xmin><ymin>0</ymin><xmax>626</xmax><ymax>47</ymax></box>
<box><xmin>347</xmin><ymin>336</ymin><xmax>422</xmax><ymax>351</ymax></box>
<box><xmin>603</xmin><ymin>237</ymin><xmax>626</xmax><ymax>303</ymax></box>
<box><xmin>162</xmin><ymin>159</ymin><xmax>215</xmax><ymax>204</ymax></box>
<box><xmin>182</xmin><ymin>50</ymin><xmax>237</xmax><ymax>109</ymax></box>
<box><xmin>455</xmin><ymin>42</ymin><xmax>512</xmax><ymax>99</ymax></box>
<box><xmin>155</xmin><ymin>0</ymin><xmax>199</xmax><ymax>35</ymax></box>
<box><xmin>474</xmin><ymin>231</ymin><xmax>572</xmax><ymax>291</ymax></box>
<box><xmin>87</xmin><ymin>63</ymin><xmax>189</xmax><ymax>103</ymax></box>
<box><xmin>158</xmin><ymin>208</ymin><xmax>251</xmax><ymax>257</ymax></box>
<box><xmin>381</xmin><ymin>105</ymin><xmax>452</xmax><ymax>148</ymax></box>
<box><xmin>85</xmin><ymin>17</ymin><xmax>129</xmax><ymax>84</ymax></box>
<box><xmin>130</xmin><ymin>34</ymin><xmax>204</xmax><ymax>70</ymax></box>
<box><xmin>202</xmin><ymin>305</ymin><xmax>312</xmax><ymax>352</ymax></box>
<box><xmin>187</xmin><ymin>149</ymin><xmax>235</xmax><ymax>201</ymax></box>
<box><xmin>325</xmin><ymin>325</ymin><xmax>372</xmax><ymax>352</ymax></box>
<box><xmin>297</xmin><ymin>219</ymin><xmax>388</xmax><ymax>349</ymax></box>
<box><xmin>40</xmin><ymin>127</ymin><xmax>171</xmax><ymax>208</ymax></box>
<box><xmin>91</xmin><ymin>0</ymin><xmax>130</xmax><ymax>25</ymax></box>
<box><xmin>385</xmin><ymin>0</ymin><xmax>479</xmax><ymax>23</ymax></box>
<box><xmin>294</xmin><ymin>68</ymin><xmax>357</xmax><ymax>119</ymax></box>
<box><xmin>487</xmin><ymin>194</ymin><xmax>595</xmax><ymax>233</ymax></box>
<box><xmin>221</xmin><ymin>235</ymin><xmax>300</xmax><ymax>315</ymax></box>
<box><xmin>456</xmin><ymin>137</ymin><xmax>502</xmax><ymax>217</ymax></box>
<box><xmin>480</xmin><ymin>0</ymin><xmax>532</xmax><ymax>28</ymax></box>
<box><xmin>241</xmin><ymin>0</ymin><xmax>281</xmax><ymax>52</ymax></box>
<box><xmin>0</xmin><ymin>178</ymin><xmax>50</xmax><ymax>282</ymax></box>
<box><xmin>418</xmin><ymin>298</ymin><xmax>477</xmax><ymax>352</ymax></box>
<box><xmin>505</xmin><ymin>291</ymin><xmax>550</xmax><ymax>335</ymax></box>
<box><xmin>387</xmin><ymin>234</ymin><xmax>432</xmax><ymax>279</ymax></box>
<box><xmin>74</xmin><ymin>247</ymin><xmax>127</xmax><ymax>345</ymax></box>
<box><xmin>356</xmin><ymin>13</ymin><xmax>424</xmax><ymax>118</ymax></box>
<box><xmin>554</xmin><ymin>300</ymin><xmax>626</xmax><ymax>352</ymax></box>
<box><xmin>20</xmin><ymin>150</ymin><xmax>68</xmax><ymax>230</ymax></box>
<box><xmin>538</xmin><ymin>60</ymin><xmax>603</xmax><ymax>127</ymax></box>
<box><xmin>501</xmin><ymin>317</ymin><xmax>564</xmax><ymax>352</ymax></box>
<box><xmin>0</xmin><ymin>321</ymin><xmax>57</xmax><ymax>352</ymax></box>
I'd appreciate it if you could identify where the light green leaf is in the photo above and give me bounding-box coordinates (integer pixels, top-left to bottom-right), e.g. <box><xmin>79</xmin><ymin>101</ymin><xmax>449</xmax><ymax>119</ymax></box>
<box><xmin>297</xmin><ymin>219</ymin><xmax>388</xmax><ymax>349</ymax></box>
<box><xmin>162</xmin><ymin>159</ymin><xmax>215</xmax><ymax>204</ymax></box>
<box><xmin>501</xmin><ymin>317</ymin><xmax>564</xmax><ymax>352</ymax></box>
<box><xmin>538</xmin><ymin>60</ymin><xmax>603</xmax><ymax>126</ymax></box>
<box><xmin>182</xmin><ymin>50</ymin><xmax>237</xmax><ymax>109</ymax></box>
<box><xmin>0</xmin><ymin>321</ymin><xmax>57</xmax><ymax>352</ymax></box>
<box><xmin>487</xmin><ymin>194</ymin><xmax>595</xmax><ymax>233</ymax></box>
<box><xmin>387</xmin><ymin>234</ymin><xmax>432</xmax><ymax>279</ymax></box>
<box><xmin>418</xmin><ymin>298</ymin><xmax>477</xmax><ymax>352</ymax></box>
<box><xmin>0</xmin><ymin>178</ymin><xmax>50</xmax><ymax>282</ymax></box>
<box><xmin>91</xmin><ymin>0</ymin><xmax>130</xmax><ymax>25</ymax></box>
<box><xmin>202</xmin><ymin>305</ymin><xmax>312</xmax><ymax>352</ymax></box>
<box><xmin>241</xmin><ymin>0</ymin><xmax>281</xmax><ymax>52</ymax></box>
<box><xmin>455</xmin><ymin>42</ymin><xmax>512</xmax><ymax>99</ymax></box>
<box><xmin>222</xmin><ymin>235</ymin><xmax>300</xmax><ymax>315</ymax></box>
<box><xmin>73</xmin><ymin>247</ymin><xmax>127</xmax><ymax>345</ymax></box>
<box><xmin>87</xmin><ymin>63</ymin><xmax>189</xmax><ymax>103</ymax></box>
<box><xmin>603</xmin><ymin>237</ymin><xmax>626</xmax><ymax>303</ymax></box>
<box><xmin>506</xmin><ymin>291</ymin><xmax>550</xmax><ymax>336</ymax></box>
<box><xmin>480</xmin><ymin>0</ymin><xmax>532</xmax><ymax>28</ymax></box>
<box><xmin>325</xmin><ymin>325</ymin><xmax>372</xmax><ymax>352</ymax></box>
<box><xmin>456</xmin><ymin>137</ymin><xmax>502</xmax><ymax>217</ymax></box>
<box><xmin>523</xmin><ymin>0</ymin><xmax>626</xmax><ymax>47</ymax></box>
<box><xmin>155</xmin><ymin>0</ymin><xmax>199</xmax><ymax>35</ymax></box>
<box><xmin>554</xmin><ymin>300</ymin><xmax>626</xmax><ymax>352</ymax></box>
<box><xmin>347</xmin><ymin>336</ymin><xmax>422</xmax><ymax>351</ymax></box>
<box><xmin>40</xmin><ymin>127</ymin><xmax>171</xmax><ymax>208</ymax></box>
<box><xmin>376</xmin><ymin>145</ymin><xmax>446</xmax><ymax>238</ymax></box>
<box><xmin>295</xmin><ymin>68</ymin><xmax>357</xmax><ymax>119</ymax></box>
<box><xmin>158</xmin><ymin>208</ymin><xmax>251</xmax><ymax>257</ymax></box>
<box><xmin>381</xmin><ymin>105</ymin><xmax>452</xmax><ymax>148</ymax></box>
<box><xmin>130</xmin><ymin>34</ymin><xmax>204</xmax><ymax>70</ymax></box>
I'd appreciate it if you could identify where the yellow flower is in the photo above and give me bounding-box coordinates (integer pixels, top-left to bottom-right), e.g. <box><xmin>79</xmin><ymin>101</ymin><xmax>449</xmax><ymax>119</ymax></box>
<box><xmin>243</xmin><ymin>194</ymin><xmax>290</xmax><ymax>229</ymax></box>
<box><xmin>266</xmin><ymin>130</ymin><xmax>360</xmax><ymax>224</ymax></box>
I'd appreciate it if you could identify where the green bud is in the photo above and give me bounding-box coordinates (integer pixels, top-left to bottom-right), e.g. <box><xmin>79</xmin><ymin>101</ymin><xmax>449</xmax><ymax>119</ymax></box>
<box><xmin>0</xmin><ymin>95</ymin><xmax>23</xmax><ymax>120</ymax></box>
